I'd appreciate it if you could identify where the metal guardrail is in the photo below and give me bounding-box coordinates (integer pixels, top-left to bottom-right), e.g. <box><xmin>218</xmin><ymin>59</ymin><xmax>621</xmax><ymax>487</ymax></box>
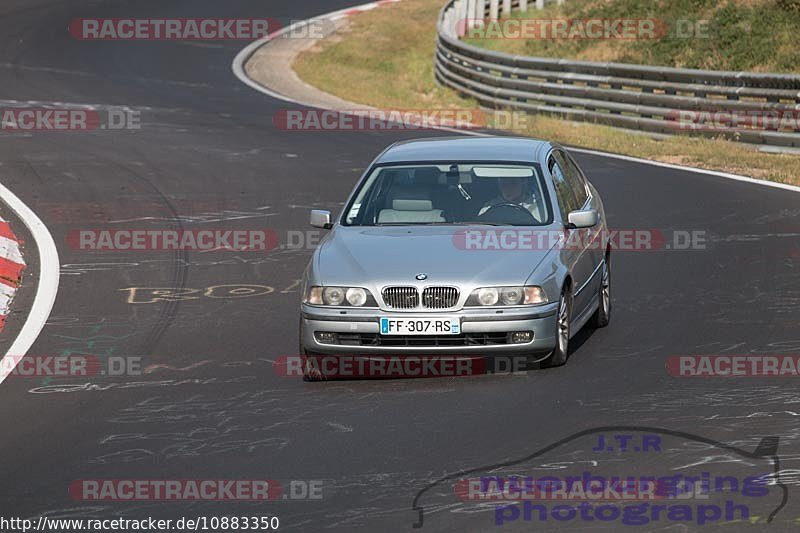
<box><xmin>435</xmin><ymin>0</ymin><xmax>800</xmax><ymax>147</ymax></box>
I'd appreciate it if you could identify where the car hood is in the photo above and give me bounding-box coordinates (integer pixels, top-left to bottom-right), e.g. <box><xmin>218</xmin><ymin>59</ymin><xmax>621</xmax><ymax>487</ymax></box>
<box><xmin>315</xmin><ymin>226</ymin><xmax>556</xmax><ymax>287</ymax></box>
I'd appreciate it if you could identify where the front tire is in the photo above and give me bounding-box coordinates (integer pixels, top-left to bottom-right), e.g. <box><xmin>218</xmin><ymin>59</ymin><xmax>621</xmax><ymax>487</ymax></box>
<box><xmin>589</xmin><ymin>254</ymin><xmax>611</xmax><ymax>328</ymax></box>
<box><xmin>299</xmin><ymin>317</ymin><xmax>324</xmax><ymax>381</ymax></box>
<box><xmin>302</xmin><ymin>352</ymin><xmax>325</xmax><ymax>381</ymax></box>
<box><xmin>542</xmin><ymin>287</ymin><xmax>572</xmax><ymax>368</ymax></box>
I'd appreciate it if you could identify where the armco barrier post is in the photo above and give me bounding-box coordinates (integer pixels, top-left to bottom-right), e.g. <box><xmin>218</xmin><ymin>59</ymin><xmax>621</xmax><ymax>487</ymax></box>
<box><xmin>467</xmin><ymin>0</ymin><xmax>476</xmax><ymax>28</ymax></box>
<box><xmin>489</xmin><ymin>0</ymin><xmax>499</xmax><ymax>20</ymax></box>
<box><xmin>474</xmin><ymin>0</ymin><xmax>485</xmax><ymax>26</ymax></box>
<box><xmin>502</xmin><ymin>0</ymin><xmax>511</xmax><ymax>16</ymax></box>
<box><xmin>456</xmin><ymin>0</ymin><xmax>467</xmax><ymax>35</ymax></box>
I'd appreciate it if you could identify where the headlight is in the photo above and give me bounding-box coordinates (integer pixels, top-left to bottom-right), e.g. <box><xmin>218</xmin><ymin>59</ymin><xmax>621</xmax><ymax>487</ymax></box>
<box><xmin>345</xmin><ymin>287</ymin><xmax>367</xmax><ymax>306</ymax></box>
<box><xmin>323</xmin><ymin>287</ymin><xmax>345</xmax><ymax>306</ymax></box>
<box><xmin>476</xmin><ymin>288</ymin><xmax>499</xmax><ymax>306</ymax></box>
<box><xmin>304</xmin><ymin>286</ymin><xmax>377</xmax><ymax>307</ymax></box>
<box><xmin>500</xmin><ymin>287</ymin><xmax>523</xmax><ymax>305</ymax></box>
<box><xmin>466</xmin><ymin>286</ymin><xmax>548</xmax><ymax>306</ymax></box>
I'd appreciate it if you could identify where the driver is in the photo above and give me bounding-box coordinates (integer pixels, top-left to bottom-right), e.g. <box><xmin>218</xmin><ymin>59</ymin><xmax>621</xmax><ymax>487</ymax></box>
<box><xmin>478</xmin><ymin>178</ymin><xmax>541</xmax><ymax>219</ymax></box>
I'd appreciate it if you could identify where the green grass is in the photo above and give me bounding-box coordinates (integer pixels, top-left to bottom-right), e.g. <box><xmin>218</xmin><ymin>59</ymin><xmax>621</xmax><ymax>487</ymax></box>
<box><xmin>294</xmin><ymin>0</ymin><xmax>472</xmax><ymax>110</ymax></box>
<box><xmin>464</xmin><ymin>0</ymin><xmax>800</xmax><ymax>72</ymax></box>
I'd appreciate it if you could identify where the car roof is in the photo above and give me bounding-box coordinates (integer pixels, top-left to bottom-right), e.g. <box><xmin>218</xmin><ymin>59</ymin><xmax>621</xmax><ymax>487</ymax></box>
<box><xmin>375</xmin><ymin>136</ymin><xmax>554</xmax><ymax>164</ymax></box>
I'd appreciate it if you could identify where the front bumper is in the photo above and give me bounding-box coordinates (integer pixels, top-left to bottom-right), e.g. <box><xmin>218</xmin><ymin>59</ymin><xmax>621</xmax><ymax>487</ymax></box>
<box><xmin>300</xmin><ymin>303</ymin><xmax>559</xmax><ymax>355</ymax></box>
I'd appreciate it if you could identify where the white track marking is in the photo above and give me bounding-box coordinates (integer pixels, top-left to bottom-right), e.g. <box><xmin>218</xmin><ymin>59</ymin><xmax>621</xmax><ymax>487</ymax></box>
<box><xmin>566</xmin><ymin>147</ymin><xmax>800</xmax><ymax>193</ymax></box>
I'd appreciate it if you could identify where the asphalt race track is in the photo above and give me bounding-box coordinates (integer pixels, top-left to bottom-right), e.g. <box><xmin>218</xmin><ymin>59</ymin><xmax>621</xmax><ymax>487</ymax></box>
<box><xmin>0</xmin><ymin>0</ymin><xmax>799</xmax><ymax>531</ymax></box>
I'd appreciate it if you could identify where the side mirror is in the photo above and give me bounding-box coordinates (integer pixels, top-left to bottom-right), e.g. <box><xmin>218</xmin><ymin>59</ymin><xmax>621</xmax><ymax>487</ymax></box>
<box><xmin>310</xmin><ymin>209</ymin><xmax>333</xmax><ymax>229</ymax></box>
<box><xmin>567</xmin><ymin>209</ymin><xmax>598</xmax><ymax>229</ymax></box>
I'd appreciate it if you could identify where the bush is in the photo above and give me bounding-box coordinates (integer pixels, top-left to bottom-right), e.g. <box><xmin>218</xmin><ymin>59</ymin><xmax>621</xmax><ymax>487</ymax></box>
<box><xmin>777</xmin><ymin>0</ymin><xmax>800</xmax><ymax>12</ymax></box>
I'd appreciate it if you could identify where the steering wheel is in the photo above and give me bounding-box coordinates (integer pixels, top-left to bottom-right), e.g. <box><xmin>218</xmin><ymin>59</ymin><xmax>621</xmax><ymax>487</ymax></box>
<box><xmin>477</xmin><ymin>202</ymin><xmax>538</xmax><ymax>224</ymax></box>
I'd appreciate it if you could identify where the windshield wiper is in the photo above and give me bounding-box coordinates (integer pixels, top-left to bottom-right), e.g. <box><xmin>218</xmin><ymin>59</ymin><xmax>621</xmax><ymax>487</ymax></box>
<box><xmin>440</xmin><ymin>221</ymin><xmax>504</xmax><ymax>226</ymax></box>
<box><xmin>370</xmin><ymin>222</ymin><xmax>504</xmax><ymax>227</ymax></box>
<box><xmin>372</xmin><ymin>222</ymin><xmax>448</xmax><ymax>226</ymax></box>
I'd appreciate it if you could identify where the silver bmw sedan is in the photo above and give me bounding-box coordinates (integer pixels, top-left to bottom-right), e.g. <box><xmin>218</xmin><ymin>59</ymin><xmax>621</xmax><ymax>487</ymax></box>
<box><xmin>299</xmin><ymin>137</ymin><xmax>610</xmax><ymax>379</ymax></box>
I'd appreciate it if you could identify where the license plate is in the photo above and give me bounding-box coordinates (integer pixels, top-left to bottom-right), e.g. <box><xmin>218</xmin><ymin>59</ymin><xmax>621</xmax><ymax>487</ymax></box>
<box><xmin>380</xmin><ymin>317</ymin><xmax>461</xmax><ymax>335</ymax></box>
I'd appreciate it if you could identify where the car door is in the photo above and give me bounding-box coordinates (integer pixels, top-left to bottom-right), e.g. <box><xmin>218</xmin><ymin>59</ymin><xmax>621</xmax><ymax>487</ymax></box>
<box><xmin>561</xmin><ymin>150</ymin><xmax>605</xmax><ymax>280</ymax></box>
<box><xmin>548</xmin><ymin>151</ymin><xmax>597</xmax><ymax>318</ymax></box>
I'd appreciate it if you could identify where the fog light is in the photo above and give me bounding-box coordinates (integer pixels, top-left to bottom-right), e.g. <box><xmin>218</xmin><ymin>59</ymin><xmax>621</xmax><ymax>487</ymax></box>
<box><xmin>510</xmin><ymin>331</ymin><xmax>533</xmax><ymax>344</ymax></box>
<box><xmin>314</xmin><ymin>331</ymin><xmax>339</xmax><ymax>344</ymax></box>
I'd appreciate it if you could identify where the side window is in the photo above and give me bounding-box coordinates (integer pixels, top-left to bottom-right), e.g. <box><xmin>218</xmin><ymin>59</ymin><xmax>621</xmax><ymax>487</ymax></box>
<box><xmin>346</xmin><ymin>168</ymin><xmax>395</xmax><ymax>224</ymax></box>
<box><xmin>548</xmin><ymin>156</ymin><xmax>579</xmax><ymax>217</ymax></box>
<box><xmin>555</xmin><ymin>151</ymin><xmax>589</xmax><ymax>208</ymax></box>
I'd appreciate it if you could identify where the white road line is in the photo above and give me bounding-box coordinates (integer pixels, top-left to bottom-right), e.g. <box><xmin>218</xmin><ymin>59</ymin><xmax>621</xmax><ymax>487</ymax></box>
<box><xmin>232</xmin><ymin>0</ymin><xmax>800</xmax><ymax>195</ymax></box>
<box><xmin>0</xmin><ymin>180</ymin><xmax>60</xmax><ymax>385</ymax></box>
<box><xmin>566</xmin><ymin>147</ymin><xmax>800</xmax><ymax>194</ymax></box>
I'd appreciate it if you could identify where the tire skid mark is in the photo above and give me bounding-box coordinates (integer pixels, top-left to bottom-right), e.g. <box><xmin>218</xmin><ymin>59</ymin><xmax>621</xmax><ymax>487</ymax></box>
<box><xmin>103</xmin><ymin>156</ymin><xmax>190</xmax><ymax>357</ymax></box>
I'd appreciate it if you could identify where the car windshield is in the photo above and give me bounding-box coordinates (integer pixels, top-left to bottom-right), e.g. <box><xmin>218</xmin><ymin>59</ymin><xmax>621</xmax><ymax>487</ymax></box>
<box><xmin>343</xmin><ymin>163</ymin><xmax>552</xmax><ymax>226</ymax></box>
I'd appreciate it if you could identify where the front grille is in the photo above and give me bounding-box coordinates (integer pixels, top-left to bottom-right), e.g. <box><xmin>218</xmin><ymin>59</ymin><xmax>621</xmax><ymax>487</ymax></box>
<box><xmin>382</xmin><ymin>286</ymin><xmax>419</xmax><ymax>309</ymax></box>
<box><xmin>422</xmin><ymin>286</ymin><xmax>459</xmax><ymax>309</ymax></box>
<box><xmin>383</xmin><ymin>286</ymin><xmax>459</xmax><ymax>309</ymax></box>
<box><xmin>337</xmin><ymin>332</ymin><xmax>510</xmax><ymax>347</ymax></box>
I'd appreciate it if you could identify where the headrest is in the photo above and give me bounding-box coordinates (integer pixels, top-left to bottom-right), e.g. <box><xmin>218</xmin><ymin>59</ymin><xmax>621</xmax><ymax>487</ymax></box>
<box><xmin>413</xmin><ymin>167</ymin><xmax>441</xmax><ymax>185</ymax></box>
<box><xmin>386</xmin><ymin>185</ymin><xmax>430</xmax><ymax>200</ymax></box>
<box><xmin>392</xmin><ymin>199</ymin><xmax>433</xmax><ymax>211</ymax></box>
<box><xmin>381</xmin><ymin>168</ymin><xmax>412</xmax><ymax>185</ymax></box>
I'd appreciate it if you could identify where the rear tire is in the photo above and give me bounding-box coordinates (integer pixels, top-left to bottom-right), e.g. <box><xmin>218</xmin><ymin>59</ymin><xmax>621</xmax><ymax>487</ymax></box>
<box><xmin>589</xmin><ymin>254</ymin><xmax>611</xmax><ymax>328</ymax></box>
<box><xmin>542</xmin><ymin>286</ymin><xmax>572</xmax><ymax>368</ymax></box>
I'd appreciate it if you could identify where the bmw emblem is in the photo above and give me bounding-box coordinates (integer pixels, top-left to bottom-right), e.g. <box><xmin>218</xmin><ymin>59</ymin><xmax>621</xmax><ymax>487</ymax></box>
<box><xmin>415</xmin><ymin>273</ymin><xmax>428</xmax><ymax>281</ymax></box>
